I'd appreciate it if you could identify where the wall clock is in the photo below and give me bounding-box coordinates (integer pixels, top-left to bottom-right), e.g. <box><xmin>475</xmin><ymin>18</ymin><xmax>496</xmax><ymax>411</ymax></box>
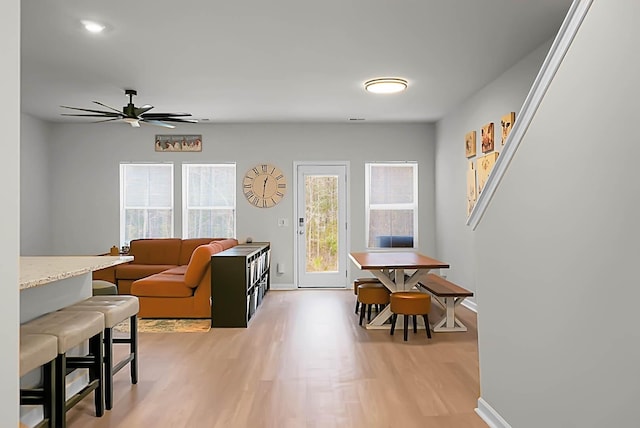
<box><xmin>242</xmin><ymin>163</ymin><xmax>287</xmax><ymax>208</ymax></box>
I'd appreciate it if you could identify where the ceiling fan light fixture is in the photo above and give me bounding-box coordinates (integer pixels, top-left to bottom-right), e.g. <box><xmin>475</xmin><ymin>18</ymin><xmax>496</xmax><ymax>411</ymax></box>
<box><xmin>364</xmin><ymin>78</ymin><xmax>408</xmax><ymax>94</ymax></box>
<box><xmin>81</xmin><ymin>20</ymin><xmax>106</xmax><ymax>34</ymax></box>
<box><xmin>123</xmin><ymin>117</ymin><xmax>140</xmax><ymax>127</ymax></box>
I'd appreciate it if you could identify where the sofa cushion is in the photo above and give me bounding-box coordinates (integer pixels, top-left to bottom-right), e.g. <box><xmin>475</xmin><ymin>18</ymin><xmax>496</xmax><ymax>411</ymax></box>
<box><xmin>162</xmin><ymin>265</ymin><xmax>188</xmax><ymax>275</ymax></box>
<box><xmin>178</xmin><ymin>238</ymin><xmax>215</xmax><ymax>265</ymax></box>
<box><xmin>184</xmin><ymin>243</ymin><xmax>222</xmax><ymax>288</ymax></box>
<box><xmin>212</xmin><ymin>238</ymin><xmax>239</xmax><ymax>250</ymax></box>
<box><xmin>129</xmin><ymin>238</ymin><xmax>182</xmax><ymax>265</ymax></box>
<box><xmin>116</xmin><ymin>264</ymin><xmax>178</xmax><ymax>280</ymax></box>
<box><xmin>131</xmin><ymin>273</ymin><xmax>193</xmax><ymax>297</ymax></box>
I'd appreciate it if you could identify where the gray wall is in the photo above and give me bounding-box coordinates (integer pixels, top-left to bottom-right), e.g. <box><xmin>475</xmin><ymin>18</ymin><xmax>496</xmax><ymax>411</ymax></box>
<box><xmin>475</xmin><ymin>1</ymin><xmax>640</xmax><ymax>426</ymax></box>
<box><xmin>435</xmin><ymin>40</ymin><xmax>552</xmax><ymax>304</ymax></box>
<box><xmin>2</xmin><ymin>0</ymin><xmax>20</xmax><ymax>424</ymax></box>
<box><xmin>31</xmin><ymin>122</ymin><xmax>436</xmax><ymax>285</ymax></box>
<box><xmin>21</xmin><ymin>114</ymin><xmax>53</xmax><ymax>255</ymax></box>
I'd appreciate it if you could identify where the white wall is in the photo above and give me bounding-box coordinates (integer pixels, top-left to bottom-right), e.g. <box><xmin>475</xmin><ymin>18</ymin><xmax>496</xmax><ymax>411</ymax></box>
<box><xmin>475</xmin><ymin>1</ymin><xmax>640</xmax><ymax>426</ymax></box>
<box><xmin>38</xmin><ymin>122</ymin><xmax>435</xmax><ymax>285</ymax></box>
<box><xmin>21</xmin><ymin>114</ymin><xmax>52</xmax><ymax>255</ymax></box>
<box><xmin>435</xmin><ymin>40</ymin><xmax>552</xmax><ymax>303</ymax></box>
<box><xmin>1</xmin><ymin>0</ymin><xmax>20</xmax><ymax>425</ymax></box>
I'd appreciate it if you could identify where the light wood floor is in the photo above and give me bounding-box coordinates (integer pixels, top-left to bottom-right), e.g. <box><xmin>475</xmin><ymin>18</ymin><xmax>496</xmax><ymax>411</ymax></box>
<box><xmin>67</xmin><ymin>290</ymin><xmax>487</xmax><ymax>428</ymax></box>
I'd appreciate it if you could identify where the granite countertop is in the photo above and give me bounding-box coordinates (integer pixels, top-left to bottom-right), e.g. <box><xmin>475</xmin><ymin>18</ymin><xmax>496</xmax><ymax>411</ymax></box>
<box><xmin>20</xmin><ymin>256</ymin><xmax>133</xmax><ymax>290</ymax></box>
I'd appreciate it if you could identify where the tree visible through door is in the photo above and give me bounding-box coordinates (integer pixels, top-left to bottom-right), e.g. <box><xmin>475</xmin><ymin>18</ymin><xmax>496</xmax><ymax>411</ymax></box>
<box><xmin>305</xmin><ymin>175</ymin><xmax>338</xmax><ymax>272</ymax></box>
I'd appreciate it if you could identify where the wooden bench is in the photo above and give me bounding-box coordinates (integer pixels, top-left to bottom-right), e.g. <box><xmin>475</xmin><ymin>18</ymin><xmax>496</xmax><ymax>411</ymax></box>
<box><xmin>418</xmin><ymin>273</ymin><xmax>473</xmax><ymax>332</ymax></box>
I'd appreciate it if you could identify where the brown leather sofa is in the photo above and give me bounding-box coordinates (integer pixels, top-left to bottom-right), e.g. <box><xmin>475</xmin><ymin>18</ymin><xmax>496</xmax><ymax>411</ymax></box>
<box><xmin>115</xmin><ymin>238</ymin><xmax>231</xmax><ymax>294</ymax></box>
<box><xmin>125</xmin><ymin>238</ymin><xmax>238</xmax><ymax>318</ymax></box>
<box><xmin>93</xmin><ymin>237</ymin><xmax>238</xmax><ymax>318</ymax></box>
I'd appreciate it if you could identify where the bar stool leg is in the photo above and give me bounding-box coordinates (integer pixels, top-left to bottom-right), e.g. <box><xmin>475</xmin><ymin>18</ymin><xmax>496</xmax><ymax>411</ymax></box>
<box><xmin>89</xmin><ymin>332</ymin><xmax>105</xmax><ymax>417</ymax></box>
<box><xmin>43</xmin><ymin>359</ymin><xmax>55</xmax><ymax>426</ymax></box>
<box><xmin>403</xmin><ymin>315</ymin><xmax>409</xmax><ymax>341</ymax></box>
<box><xmin>104</xmin><ymin>327</ymin><xmax>114</xmax><ymax>410</ymax></box>
<box><xmin>130</xmin><ymin>315</ymin><xmax>138</xmax><ymax>384</ymax></box>
<box><xmin>413</xmin><ymin>315</ymin><xmax>418</xmax><ymax>333</ymax></box>
<box><xmin>359</xmin><ymin>306</ymin><xmax>366</xmax><ymax>326</ymax></box>
<box><xmin>367</xmin><ymin>304</ymin><xmax>372</xmax><ymax>321</ymax></box>
<box><xmin>355</xmin><ymin>301</ymin><xmax>359</xmax><ymax>314</ymax></box>
<box><xmin>390</xmin><ymin>314</ymin><xmax>397</xmax><ymax>335</ymax></box>
<box><xmin>54</xmin><ymin>354</ymin><xmax>66</xmax><ymax>428</ymax></box>
<box><xmin>423</xmin><ymin>314</ymin><xmax>432</xmax><ymax>339</ymax></box>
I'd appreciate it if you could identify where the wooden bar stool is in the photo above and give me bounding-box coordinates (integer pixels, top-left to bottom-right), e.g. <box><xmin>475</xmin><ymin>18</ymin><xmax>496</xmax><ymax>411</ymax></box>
<box><xmin>21</xmin><ymin>311</ymin><xmax>105</xmax><ymax>428</ymax></box>
<box><xmin>62</xmin><ymin>295</ymin><xmax>139</xmax><ymax>410</ymax></box>
<box><xmin>20</xmin><ymin>333</ymin><xmax>57</xmax><ymax>428</ymax></box>
<box><xmin>390</xmin><ymin>292</ymin><xmax>432</xmax><ymax>341</ymax></box>
<box><xmin>353</xmin><ymin>277</ymin><xmax>381</xmax><ymax>314</ymax></box>
<box><xmin>357</xmin><ymin>283</ymin><xmax>390</xmax><ymax>326</ymax></box>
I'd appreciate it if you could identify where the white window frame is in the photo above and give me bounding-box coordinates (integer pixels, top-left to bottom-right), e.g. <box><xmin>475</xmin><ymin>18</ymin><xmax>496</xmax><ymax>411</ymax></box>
<box><xmin>365</xmin><ymin>162</ymin><xmax>419</xmax><ymax>249</ymax></box>
<box><xmin>182</xmin><ymin>163</ymin><xmax>237</xmax><ymax>239</ymax></box>
<box><xmin>119</xmin><ymin>162</ymin><xmax>174</xmax><ymax>245</ymax></box>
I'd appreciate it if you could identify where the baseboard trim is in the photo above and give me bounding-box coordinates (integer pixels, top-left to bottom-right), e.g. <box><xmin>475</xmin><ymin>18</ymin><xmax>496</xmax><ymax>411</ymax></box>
<box><xmin>270</xmin><ymin>283</ymin><xmax>296</xmax><ymax>290</ymax></box>
<box><xmin>462</xmin><ymin>299</ymin><xmax>478</xmax><ymax>313</ymax></box>
<box><xmin>476</xmin><ymin>397</ymin><xmax>512</xmax><ymax>428</ymax></box>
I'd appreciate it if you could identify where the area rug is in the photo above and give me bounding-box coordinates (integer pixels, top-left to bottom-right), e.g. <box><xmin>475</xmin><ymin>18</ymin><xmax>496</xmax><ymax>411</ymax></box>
<box><xmin>114</xmin><ymin>319</ymin><xmax>211</xmax><ymax>333</ymax></box>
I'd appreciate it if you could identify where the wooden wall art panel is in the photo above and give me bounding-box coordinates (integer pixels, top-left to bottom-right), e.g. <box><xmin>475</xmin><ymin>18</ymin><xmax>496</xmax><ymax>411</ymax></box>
<box><xmin>501</xmin><ymin>112</ymin><xmax>516</xmax><ymax>145</ymax></box>
<box><xmin>477</xmin><ymin>152</ymin><xmax>499</xmax><ymax>195</ymax></box>
<box><xmin>481</xmin><ymin>122</ymin><xmax>494</xmax><ymax>153</ymax></box>
<box><xmin>467</xmin><ymin>161</ymin><xmax>477</xmax><ymax>216</ymax></box>
<box><xmin>465</xmin><ymin>130</ymin><xmax>477</xmax><ymax>158</ymax></box>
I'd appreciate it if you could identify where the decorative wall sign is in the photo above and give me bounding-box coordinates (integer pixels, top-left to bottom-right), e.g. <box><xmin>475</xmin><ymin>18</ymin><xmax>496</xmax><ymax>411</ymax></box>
<box><xmin>465</xmin><ymin>130</ymin><xmax>477</xmax><ymax>158</ymax></box>
<box><xmin>467</xmin><ymin>161</ymin><xmax>477</xmax><ymax>216</ymax></box>
<box><xmin>477</xmin><ymin>152</ymin><xmax>499</xmax><ymax>195</ymax></box>
<box><xmin>501</xmin><ymin>112</ymin><xmax>516</xmax><ymax>145</ymax></box>
<box><xmin>155</xmin><ymin>135</ymin><xmax>202</xmax><ymax>152</ymax></box>
<box><xmin>481</xmin><ymin>122</ymin><xmax>494</xmax><ymax>153</ymax></box>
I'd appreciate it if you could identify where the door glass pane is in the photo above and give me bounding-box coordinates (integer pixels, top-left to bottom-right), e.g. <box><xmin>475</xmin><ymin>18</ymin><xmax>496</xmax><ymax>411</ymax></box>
<box><xmin>305</xmin><ymin>175</ymin><xmax>338</xmax><ymax>273</ymax></box>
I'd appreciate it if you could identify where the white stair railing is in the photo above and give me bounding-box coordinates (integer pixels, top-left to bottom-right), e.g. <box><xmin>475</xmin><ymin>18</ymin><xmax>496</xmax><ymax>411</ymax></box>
<box><xmin>467</xmin><ymin>0</ymin><xmax>593</xmax><ymax>230</ymax></box>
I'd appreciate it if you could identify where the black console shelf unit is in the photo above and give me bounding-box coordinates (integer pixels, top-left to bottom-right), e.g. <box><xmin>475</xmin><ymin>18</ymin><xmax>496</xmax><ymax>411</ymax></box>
<box><xmin>211</xmin><ymin>242</ymin><xmax>270</xmax><ymax>327</ymax></box>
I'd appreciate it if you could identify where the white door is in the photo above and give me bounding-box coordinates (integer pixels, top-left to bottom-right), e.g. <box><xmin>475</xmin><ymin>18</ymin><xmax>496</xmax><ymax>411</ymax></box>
<box><xmin>295</xmin><ymin>163</ymin><xmax>348</xmax><ymax>288</ymax></box>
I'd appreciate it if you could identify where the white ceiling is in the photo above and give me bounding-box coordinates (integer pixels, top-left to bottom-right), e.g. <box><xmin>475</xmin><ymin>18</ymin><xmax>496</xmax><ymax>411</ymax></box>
<box><xmin>21</xmin><ymin>0</ymin><xmax>572</xmax><ymax>125</ymax></box>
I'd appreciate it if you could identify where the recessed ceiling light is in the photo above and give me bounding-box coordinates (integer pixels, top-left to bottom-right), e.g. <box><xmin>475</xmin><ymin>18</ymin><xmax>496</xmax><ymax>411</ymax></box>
<box><xmin>364</xmin><ymin>78</ymin><xmax>408</xmax><ymax>94</ymax></box>
<box><xmin>81</xmin><ymin>20</ymin><xmax>106</xmax><ymax>34</ymax></box>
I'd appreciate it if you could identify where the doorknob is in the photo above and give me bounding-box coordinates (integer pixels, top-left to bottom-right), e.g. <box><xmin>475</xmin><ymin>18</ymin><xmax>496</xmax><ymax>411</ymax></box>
<box><xmin>298</xmin><ymin>230</ymin><xmax>304</xmax><ymax>235</ymax></box>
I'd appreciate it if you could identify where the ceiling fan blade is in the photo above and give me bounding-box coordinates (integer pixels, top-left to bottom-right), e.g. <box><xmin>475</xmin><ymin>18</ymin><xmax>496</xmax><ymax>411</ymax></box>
<box><xmin>134</xmin><ymin>105</ymin><xmax>154</xmax><ymax>116</ymax></box>
<box><xmin>61</xmin><ymin>113</ymin><xmax>121</xmax><ymax>117</ymax></box>
<box><xmin>92</xmin><ymin>101</ymin><xmax>123</xmax><ymax>114</ymax></box>
<box><xmin>61</xmin><ymin>105</ymin><xmax>123</xmax><ymax>116</ymax></box>
<box><xmin>92</xmin><ymin>117</ymin><xmax>121</xmax><ymax>123</ymax></box>
<box><xmin>154</xmin><ymin>117</ymin><xmax>198</xmax><ymax>123</ymax></box>
<box><xmin>140</xmin><ymin>112</ymin><xmax>192</xmax><ymax>118</ymax></box>
<box><xmin>140</xmin><ymin>119</ymin><xmax>176</xmax><ymax>129</ymax></box>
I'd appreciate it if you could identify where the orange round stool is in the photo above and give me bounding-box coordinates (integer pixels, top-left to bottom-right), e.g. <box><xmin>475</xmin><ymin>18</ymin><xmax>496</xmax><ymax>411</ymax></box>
<box><xmin>357</xmin><ymin>283</ymin><xmax>390</xmax><ymax>326</ymax></box>
<box><xmin>390</xmin><ymin>292</ymin><xmax>432</xmax><ymax>341</ymax></box>
<box><xmin>353</xmin><ymin>277</ymin><xmax>381</xmax><ymax>314</ymax></box>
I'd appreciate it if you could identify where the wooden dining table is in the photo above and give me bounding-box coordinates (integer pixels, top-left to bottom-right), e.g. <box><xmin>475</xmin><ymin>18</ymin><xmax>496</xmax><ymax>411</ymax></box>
<box><xmin>349</xmin><ymin>251</ymin><xmax>449</xmax><ymax>329</ymax></box>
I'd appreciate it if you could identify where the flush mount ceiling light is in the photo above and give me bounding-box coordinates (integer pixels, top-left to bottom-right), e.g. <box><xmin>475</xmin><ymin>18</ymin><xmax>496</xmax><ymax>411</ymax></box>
<box><xmin>81</xmin><ymin>20</ymin><xmax>106</xmax><ymax>33</ymax></box>
<box><xmin>364</xmin><ymin>78</ymin><xmax>408</xmax><ymax>94</ymax></box>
